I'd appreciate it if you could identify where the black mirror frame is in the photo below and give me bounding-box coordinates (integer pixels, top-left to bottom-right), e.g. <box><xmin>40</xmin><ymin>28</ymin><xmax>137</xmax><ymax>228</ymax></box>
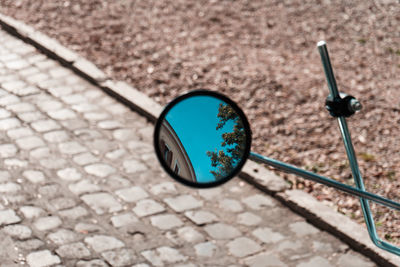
<box><xmin>153</xmin><ymin>89</ymin><xmax>252</xmax><ymax>188</ymax></box>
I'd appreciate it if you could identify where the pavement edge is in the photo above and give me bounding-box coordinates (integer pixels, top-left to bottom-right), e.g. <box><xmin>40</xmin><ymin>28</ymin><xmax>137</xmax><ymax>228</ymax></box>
<box><xmin>0</xmin><ymin>13</ymin><xmax>398</xmax><ymax>266</ymax></box>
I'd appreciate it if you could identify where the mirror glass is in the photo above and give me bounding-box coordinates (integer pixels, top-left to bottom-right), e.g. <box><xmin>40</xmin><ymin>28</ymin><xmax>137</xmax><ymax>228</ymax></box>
<box><xmin>154</xmin><ymin>90</ymin><xmax>251</xmax><ymax>187</ymax></box>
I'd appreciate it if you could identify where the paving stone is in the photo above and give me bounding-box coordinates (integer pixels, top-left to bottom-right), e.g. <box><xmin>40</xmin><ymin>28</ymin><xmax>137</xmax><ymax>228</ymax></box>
<box><xmin>277</xmin><ymin>240</ymin><xmax>303</xmax><ymax>252</ymax></box>
<box><xmin>2</xmin><ymin>224</ymin><xmax>32</xmax><ymax>239</ymax></box>
<box><xmin>47</xmin><ymin>229</ymin><xmax>79</xmax><ymax>245</ymax></box>
<box><xmin>113</xmin><ymin>128</ymin><xmax>137</xmax><ymax>141</ymax></box>
<box><xmin>132</xmin><ymin>264</ymin><xmax>150</xmax><ymax>267</ymax></box>
<box><xmin>177</xmin><ymin>226</ymin><xmax>205</xmax><ymax>243</ymax></box>
<box><xmin>337</xmin><ymin>252</ymin><xmax>375</xmax><ymax>267</ymax></box>
<box><xmin>38</xmin><ymin>100</ymin><xmax>63</xmax><ymax>111</ymax></box>
<box><xmin>197</xmin><ymin>188</ymin><xmax>222</xmax><ymax>200</ymax></box>
<box><xmin>84</xmin><ymin>111</ymin><xmax>110</xmax><ymax>121</ymax></box>
<box><xmin>72</xmin><ymin>103</ymin><xmax>98</xmax><ymax>112</ymax></box>
<box><xmin>297</xmin><ymin>256</ymin><xmax>333</xmax><ymax>267</ymax></box>
<box><xmin>73</xmin><ymin>152</ymin><xmax>99</xmax><ymax>165</ymax></box>
<box><xmin>26</xmin><ymin>54</ymin><xmax>46</xmax><ymax>64</ymax></box>
<box><xmin>59</xmin><ymin>141</ymin><xmax>87</xmax><ymax>154</ymax></box>
<box><xmin>59</xmin><ymin>206</ymin><xmax>89</xmax><ymax>220</ymax></box>
<box><xmin>40</xmin><ymin>158</ymin><xmax>68</xmax><ymax>169</ymax></box>
<box><xmin>219</xmin><ymin>198</ymin><xmax>243</xmax><ymax>213</ymax></box>
<box><xmin>311</xmin><ymin>241</ymin><xmax>333</xmax><ymax>252</ymax></box>
<box><xmin>194</xmin><ymin>242</ymin><xmax>217</xmax><ymax>257</ymax></box>
<box><xmin>140</xmin><ymin>250</ymin><xmax>163</xmax><ymax>267</ymax></box>
<box><xmin>101</xmin><ymin>248</ymin><xmax>136</xmax><ymax>266</ymax></box>
<box><xmin>84</xmin><ymin>163</ymin><xmax>116</xmax><ymax>177</ymax></box>
<box><xmin>61</xmin><ymin>118</ymin><xmax>88</xmax><ymax>131</ymax></box>
<box><xmin>0</xmin><ymin>94</ymin><xmax>20</xmax><ymax>106</ymax></box>
<box><xmin>18</xmin><ymin>111</ymin><xmax>45</xmax><ymax>122</ymax></box>
<box><xmin>133</xmin><ymin>199</ymin><xmax>165</xmax><ymax>217</ymax></box>
<box><xmin>150</xmin><ymin>182</ymin><xmax>177</xmax><ymax>195</ymax></box>
<box><xmin>84</xmin><ymin>89</ymin><xmax>103</xmax><ymax>99</ymax></box>
<box><xmin>16</xmin><ymin>136</ymin><xmax>45</xmax><ymax>150</ymax></box>
<box><xmin>0</xmin><ymin>209</ymin><xmax>21</xmax><ymax>226</ymax></box>
<box><xmin>4</xmin><ymin>59</ymin><xmax>29</xmax><ymax>70</ymax></box>
<box><xmin>33</xmin><ymin>216</ymin><xmax>62</xmax><ymax>231</ymax></box>
<box><xmin>35</xmin><ymin>59</ymin><xmax>57</xmax><ymax>69</ymax></box>
<box><xmin>237</xmin><ymin>212</ymin><xmax>262</xmax><ymax>226</ymax></box>
<box><xmin>115</xmin><ymin>186</ymin><xmax>149</xmax><ymax>202</ymax></box>
<box><xmin>104</xmin><ymin>175</ymin><xmax>131</xmax><ymax>189</ymax></box>
<box><xmin>111</xmin><ymin>213</ymin><xmax>139</xmax><ymax>228</ymax></box>
<box><xmin>0</xmin><ymin>118</ymin><xmax>21</xmax><ymax>130</ymax></box>
<box><xmin>7</xmin><ymin>127</ymin><xmax>34</xmax><ymax>139</ymax></box>
<box><xmin>50</xmin><ymin>197</ymin><xmax>77</xmax><ymax>210</ymax></box>
<box><xmin>98</xmin><ymin>120</ymin><xmax>123</xmax><ymax>130</ymax></box>
<box><xmin>60</xmin><ymin>94</ymin><xmax>87</xmax><ymax>105</ymax></box>
<box><xmin>84</xmin><ymin>235</ymin><xmax>124</xmax><ymax>253</ymax></box>
<box><xmin>30</xmin><ymin>147</ymin><xmax>51</xmax><ymax>159</ymax></box>
<box><xmin>289</xmin><ymin>221</ymin><xmax>320</xmax><ymax>237</ymax></box>
<box><xmin>204</xmin><ymin>223</ymin><xmax>241</xmax><ymax>240</ymax></box>
<box><xmin>127</xmin><ymin>141</ymin><xmax>153</xmax><ymax>153</ymax></box>
<box><xmin>2</xmin><ymin>80</ymin><xmax>27</xmax><ymax>93</ymax></box>
<box><xmin>19</xmin><ymin>206</ymin><xmax>45</xmax><ymax>219</ymax></box>
<box><xmin>23</xmin><ymin>170</ymin><xmax>46</xmax><ymax>183</ymax></box>
<box><xmin>31</xmin><ymin>119</ymin><xmax>61</xmax><ymax>132</ymax></box>
<box><xmin>76</xmin><ymin>259</ymin><xmax>108</xmax><ymax>267</ymax></box>
<box><xmin>226</xmin><ymin>237</ymin><xmax>261</xmax><ymax>258</ymax></box>
<box><xmin>184</xmin><ymin>210</ymin><xmax>217</xmax><ymax>225</ymax></box>
<box><xmin>244</xmin><ymin>252</ymin><xmax>287</xmax><ymax>267</ymax></box>
<box><xmin>0</xmin><ymin>143</ymin><xmax>17</xmax><ymax>157</ymax></box>
<box><xmin>142</xmin><ymin>246</ymin><xmax>188</xmax><ymax>266</ymax></box>
<box><xmin>0</xmin><ymin>182</ymin><xmax>21</xmax><ymax>193</ymax></box>
<box><xmin>69</xmin><ymin>179</ymin><xmax>101</xmax><ymax>195</ymax></box>
<box><xmin>0</xmin><ymin>170</ymin><xmax>11</xmax><ymax>183</ymax></box>
<box><xmin>106</xmin><ymin>148</ymin><xmax>126</xmax><ymax>160</ymax></box>
<box><xmin>38</xmin><ymin>183</ymin><xmax>62</xmax><ymax>198</ymax></box>
<box><xmin>57</xmin><ymin>167</ymin><xmax>82</xmax><ymax>181</ymax></box>
<box><xmin>252</xmin><ymin>227</ymin><xmax>285</xmax><ymax>244</ymax></box>
<box><xmin>4</xmin><ymin>158</ymin><xmax>28</xmax><ymax>168</ymax></box>
<box><xmin>26</xmin><ymin>72</ymin><xmax>49</xmax><ymax>84</ymax></box>
<box><xmin>123</xmin><ymin>159</ymin><xmax>148</xmax><ymax>173</ymax></box>
<box><xmin>74</xmin><ymin>128</ymin><xmax>103</xmax><ymax>140</ymax></box>
<box><xmin>26</xmin><ymin>250</ymin><xmax>61</xmax><ymax>267</ymax></box>
<box><xmin>242</xmin><ymin>194</ymin><xmax>275</xmax><ymax>210</ymax></box>
<box><xmin>151</xmin><ymin>214</ymin><xmax>183</xmax><ymax>230</ymax></box>
<box><xmin>49</xmin><ymin>67</ymin><xmax>72</xmax><ymax>78</ymax></box>
<box><xmin>0</xmin><ymin>108</ymin><xmax>11</xmax><ymax>118</ymax></box>
<box><xmin>15</xmin><ymin>239</ymin><xmax>45</xmax><ymax>251</ymax></box>
<box><xmin>81</xmin><ymin>192</ymin><xmax>123</xmax><ymax>215</ymax></box>
<box><xmin>7</xmin><ymin>102</ymin><xmax>35</xmax><ymax>113</ymax></box>
<box><xmin>138</xmin><ymin>126</ymin><xmax>154</xmax><ymax>142</ymax></box>
<box><xmin>48</xmin><ymin>86</ymin><xmax>73</xmax><ymax>97</ymax></box>
<box><xmin>19</xmin><ymin>66</ymin><xmax>39</xmax><ymax>76</ymax></box>
<box><xmin>56</xmin><ymin>242</ymin><xmax>91</xmax><ymax>259</ymax></box>
<box><xmin>48</xmin><ymin>108</ymin><xmax>77</xmax><ymax>120</ymax></box>
<box><xmin>43</xmin><ymin>130</ymin><xmax>69</xmax><ymax>143</ymax></box>
<box><xmin>164</xmin><ymin>195</ymin><xmax>203</xmax><ymax>212</ymax></box>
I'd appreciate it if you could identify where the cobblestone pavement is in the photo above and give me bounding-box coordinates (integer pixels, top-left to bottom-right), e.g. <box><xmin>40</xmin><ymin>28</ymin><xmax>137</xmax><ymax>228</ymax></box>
<box><xmin>0</xmin><ymin>29</ymin><xmax>378</xmax><ymax>267</ymax></box>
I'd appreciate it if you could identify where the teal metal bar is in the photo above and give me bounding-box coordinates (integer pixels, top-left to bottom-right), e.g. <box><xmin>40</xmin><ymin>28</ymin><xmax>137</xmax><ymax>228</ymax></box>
<box><xmin>317</xmin><ymin>41</ymin><xmax>400</xmax><ymax>256</ymax></box>
<box><xmin>248</xmin><ymin>152</ymin><xmax>400</xmax><ymax>212</ymax></box>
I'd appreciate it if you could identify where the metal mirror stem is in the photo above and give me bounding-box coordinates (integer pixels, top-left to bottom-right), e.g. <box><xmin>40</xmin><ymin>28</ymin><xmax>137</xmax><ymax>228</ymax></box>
<box><xmin>318</xmin><ymin>41</ymin><xmax>400</xmax><ymax>255</ymax></box>
<box><xmin>250</xmin><ymin>41</ymin><xmax>400</xmax><ymax>256</ymax></box>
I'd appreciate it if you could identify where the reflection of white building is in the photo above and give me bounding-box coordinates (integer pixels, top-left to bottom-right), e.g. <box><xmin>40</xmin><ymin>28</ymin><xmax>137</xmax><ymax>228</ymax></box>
<box><xmin>159</xmin><ymin>120</ymin><xmax>196</xmax><ymax>182</ymax></box>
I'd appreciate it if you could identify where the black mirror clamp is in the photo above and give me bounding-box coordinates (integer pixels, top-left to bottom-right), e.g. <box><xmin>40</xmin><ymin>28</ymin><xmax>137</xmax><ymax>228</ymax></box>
<box><xmin>325</xmin><ymin>93</ymin><xmax>362</xmax><ymax>118</ymax></box>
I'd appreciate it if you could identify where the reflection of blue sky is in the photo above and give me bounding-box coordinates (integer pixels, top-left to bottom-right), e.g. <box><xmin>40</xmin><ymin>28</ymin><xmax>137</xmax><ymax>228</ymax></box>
<box><xmin>166</xmin><ymin>96</ymin><xmax>235</xmax><ymax>183</ymax></box>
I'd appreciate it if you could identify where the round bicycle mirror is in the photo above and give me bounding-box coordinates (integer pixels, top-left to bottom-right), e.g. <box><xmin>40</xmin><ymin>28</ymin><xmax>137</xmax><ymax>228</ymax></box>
<box><xmin>154</xmin><ymin>90</ymin><xmax>252</xmax><ymax>188</ymax></box>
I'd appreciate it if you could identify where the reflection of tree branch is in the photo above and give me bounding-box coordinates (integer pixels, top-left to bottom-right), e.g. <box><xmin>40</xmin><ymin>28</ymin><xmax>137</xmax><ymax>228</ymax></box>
<box><xmin>207</xmin><ymin>103</ymin><xmax>245</xmax><ymax>179</ymax></box>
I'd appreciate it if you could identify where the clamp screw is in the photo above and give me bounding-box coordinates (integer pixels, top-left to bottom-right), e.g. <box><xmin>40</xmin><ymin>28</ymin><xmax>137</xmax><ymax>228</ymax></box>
<box><xmin>349</xmin><ymin>98</ymin><xmax>362</xmax><ymax>112</ymax></box>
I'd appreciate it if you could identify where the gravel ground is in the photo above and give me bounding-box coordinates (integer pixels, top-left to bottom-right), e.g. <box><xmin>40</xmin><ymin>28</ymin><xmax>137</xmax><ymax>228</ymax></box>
<box><xmin>1</xmin><ymin>0</ymin><xmax>399</xmax><ymax>244</ymax></box>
